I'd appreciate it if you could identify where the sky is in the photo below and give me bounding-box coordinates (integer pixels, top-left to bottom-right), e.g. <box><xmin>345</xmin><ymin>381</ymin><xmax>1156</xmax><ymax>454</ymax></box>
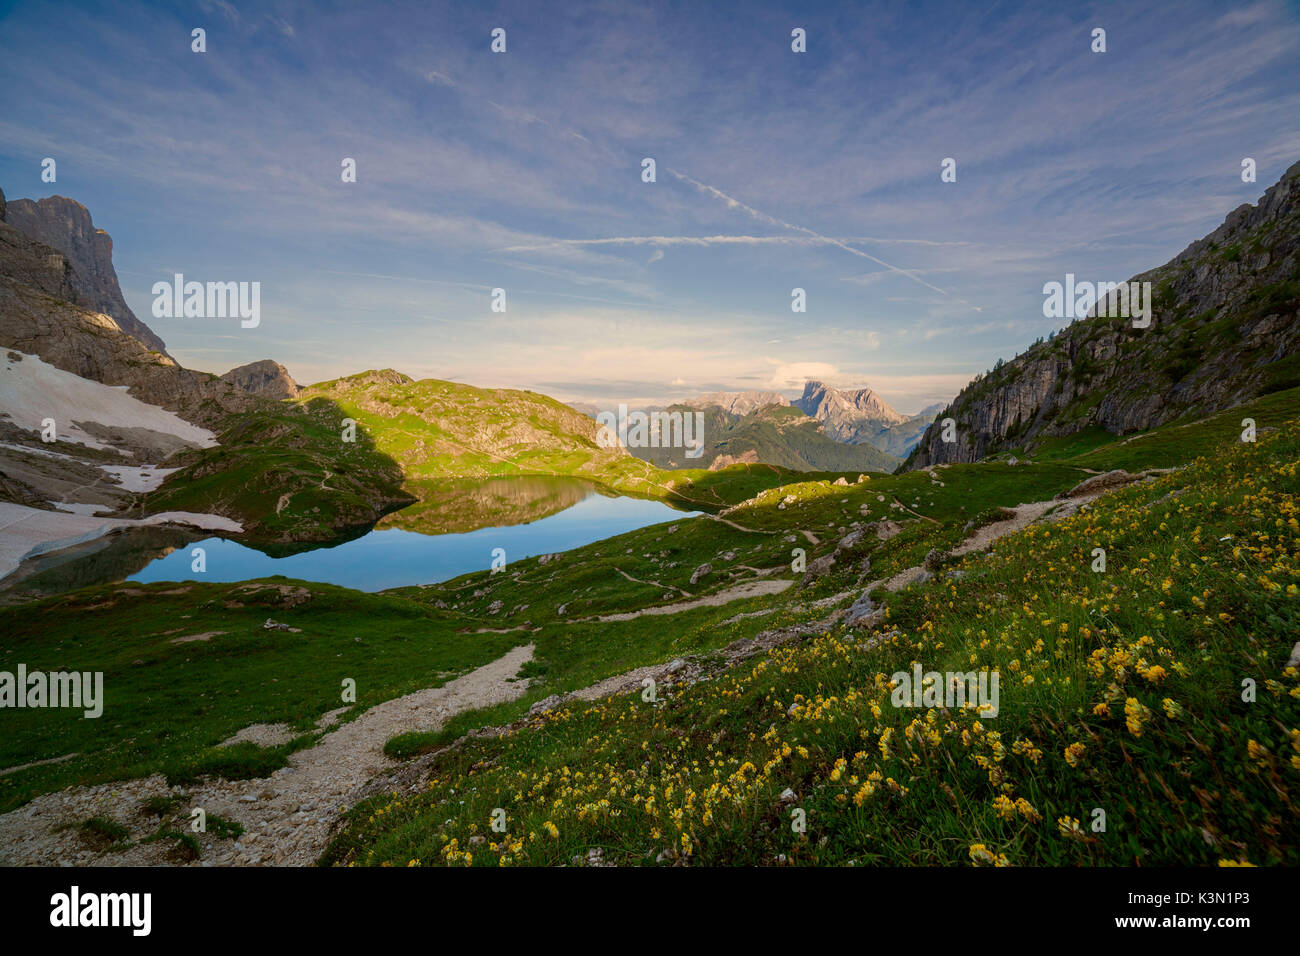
<box><xmin>1</xmin><ymin>0</ymin><xmax>1298</xmax><ymax>414</ymax></box>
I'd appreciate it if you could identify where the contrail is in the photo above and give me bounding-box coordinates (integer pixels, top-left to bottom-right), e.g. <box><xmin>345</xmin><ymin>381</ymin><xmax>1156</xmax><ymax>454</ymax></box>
<box><xmin>502</xmin><ymin>234</ymin><xmax>973</xmax><ymax>251</ymax></box>
<box><xmin>666</xmin><ymin>168</ymin><xmax>980</xmax><ymax>309</ymax></box>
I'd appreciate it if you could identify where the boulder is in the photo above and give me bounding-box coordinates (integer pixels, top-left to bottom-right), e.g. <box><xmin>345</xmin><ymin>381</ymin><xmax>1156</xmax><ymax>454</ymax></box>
<box><xmin>1058</xmin><ymin>469</ymin><xmax>1136</xmax><ymax>500</ymax></box>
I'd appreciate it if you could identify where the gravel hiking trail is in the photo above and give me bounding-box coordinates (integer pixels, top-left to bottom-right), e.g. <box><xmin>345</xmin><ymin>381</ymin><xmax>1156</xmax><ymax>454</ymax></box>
<box><xmin>591</xmin><ymin>578</ymin><xmax>794</xmax><ymax>622</ymax></box>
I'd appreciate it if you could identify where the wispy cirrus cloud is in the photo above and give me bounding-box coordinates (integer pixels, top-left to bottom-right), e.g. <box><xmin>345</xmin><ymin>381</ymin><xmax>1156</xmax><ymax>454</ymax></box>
<box><xmin>666</xmin><ymin>168</ymin><xmax>982</xmax><ymax>307</ymax></box>
<box><xmin>0</xmin><ymin>0</ymin><xmax>1295</xmax><ymax>412</ymax></box>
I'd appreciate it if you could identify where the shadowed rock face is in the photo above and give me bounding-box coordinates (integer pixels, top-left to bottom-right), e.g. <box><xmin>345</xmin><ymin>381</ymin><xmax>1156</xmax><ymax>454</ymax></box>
<box><xmin>4</xmin><ymin>193</ymin><xmax>169</xmax><ymax>354</ymax></box>
<box><xmin>906</xmin><ymin>159</ymin><xmax>1300</xmax><ymax>470</ymax></box>
<box><xmin>0</xmin><ymin>189</ymin><xmax>79</xmax><ymax>303</ymax></box>
<box><xmin>0</xmin><ymin>273</ymin><xmax>256</xmax><ymax>429</ymax></box>
<box><xmin>0</xmin><ymin>191</ymin><xmax>260</xmax><ymax>428</ymax></box>
<box><xmin>220</xmin><ymin>359</ymin><xmax>300</xmax><ymax>400</ymax></box>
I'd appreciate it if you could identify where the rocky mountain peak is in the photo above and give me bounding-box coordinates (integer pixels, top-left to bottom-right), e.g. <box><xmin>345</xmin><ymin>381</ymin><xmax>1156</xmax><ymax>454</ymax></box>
<box><xmin>219</xmin><ymin>359</ymin><xmax>300</xmax><ymax>400</ymax></box>
<box><xmin>3</xmin><ymin>193</ymin><xmax>168</xmax><ymax>355</ymax></box>
<box><xmin>794</xmin><ymin>380</ymin><xmax>908</xmax><ymax>443</ymax></box>
<box><xmin>799</xmin><ymin>380</ymin><xmax>906</xmax><ymax>419</ymax></box>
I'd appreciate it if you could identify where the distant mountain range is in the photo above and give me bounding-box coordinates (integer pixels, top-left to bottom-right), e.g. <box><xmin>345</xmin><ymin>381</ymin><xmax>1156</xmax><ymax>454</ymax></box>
<box><xmin>682</xmin><ymin>390</ymin><xmax>788</xmax><ymax>417</ymax></box>
<box><xmin>613</xmin><ymin>401</ymin><xmax>900</xmax><ymax>473</ymax></box>
<box><xmin>569</xmin><ymin>381</ymin><xmax>943</xmax><ymax>471</ymax></box>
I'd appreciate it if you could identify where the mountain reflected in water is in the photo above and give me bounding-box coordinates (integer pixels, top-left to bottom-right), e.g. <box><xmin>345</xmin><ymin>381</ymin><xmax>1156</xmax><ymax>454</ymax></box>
<box><xmin>378</xmin><ymin>475</ymin><xmax>609</xmax><ymax>535</ymax></box>
<box><xmin>0</xmin><ymin>477</ymin><xmax>698</xmax><ymax>599</ymax></box>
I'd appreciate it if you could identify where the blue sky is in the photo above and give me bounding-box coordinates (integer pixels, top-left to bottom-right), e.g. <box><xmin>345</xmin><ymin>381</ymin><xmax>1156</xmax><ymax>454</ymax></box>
<box><xmin>1</xmin><ymin>0</ymin><xmax>1297</xmax><ymax>413</ymax></box>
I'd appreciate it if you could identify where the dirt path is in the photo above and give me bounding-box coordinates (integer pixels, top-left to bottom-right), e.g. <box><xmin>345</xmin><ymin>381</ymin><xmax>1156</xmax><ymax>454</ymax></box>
<box><xmin>951</xmin><ymin>499</ymin><xmax>1061</xmax><ymax>556</ymax></box>
<box><xmin>589</xmin><ymin>578</ymin><xmax>794</xmax><ymax>622</ymax></box>
<box><xmin>709</xmin><ymin>513</ymin><xmax>819</xmax><ymax>545</ymax></box>
<box><xmin>880</xmin><ymin>489</ymin><xmax>1113</xmax><ymax>588</ymax></box>
<box><xmin>891</xmin><ymin>497</ymin><xmax>940</xmax><ymax>524</ymax></box>
<box><xmin>708</xmin><ymin>514</ymin><xmax>776</xmax><ymax>535</ymax></box>
<box><xmin>949</xmin><ymin>470</ymin><xmax>1172</xmax><ymax>559</ymax></box>
<box><xmin>0</xmin><ymin>753</ymin><xmax>80</xmax><ymax>778</ymax></box>
<box><xmin>612</xmin><ymin>565</ymin><xmax>693</xmax><ymax>598</ymax></box>
<box><xmin>0</xmin><ymin>644</ymin><xmax>535</xmax><ymax>867</ymax></box>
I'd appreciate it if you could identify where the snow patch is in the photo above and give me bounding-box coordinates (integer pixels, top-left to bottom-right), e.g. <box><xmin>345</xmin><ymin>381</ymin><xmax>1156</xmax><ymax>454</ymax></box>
<box><xmin>48</xmin><ymin>502</ymin><xmax>105</xmax><ymax>516</ymax></box>
<box><xmin>100</xmin><ymin>464</ymin><xmax>178</xmax><ymax>492</ymax></box>
<box><xmin>0</xmin><ymin>351</ymin><xmax>216</xmax><ymax>450</ymax></box>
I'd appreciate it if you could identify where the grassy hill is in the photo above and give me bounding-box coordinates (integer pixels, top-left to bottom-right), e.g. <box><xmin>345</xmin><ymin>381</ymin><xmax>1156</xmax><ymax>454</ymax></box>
<box><xmin>138</xmin><ymin>395</ymin><xmax>414</xmax><ymax>550</ymax></box>
<box><xmin>302</xmin><ymin>370</ymin><xmax>646</xmax><ymax>483</ymax></box>
<box><xmin>301</xmin><ymin>371</ymin><xmax>826</xmax><ymax>522</ymax></box>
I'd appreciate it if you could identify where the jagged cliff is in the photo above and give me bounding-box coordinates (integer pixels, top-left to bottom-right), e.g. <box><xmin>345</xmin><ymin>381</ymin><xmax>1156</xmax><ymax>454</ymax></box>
<box><xmin>4</xmin><ymin>192</ymin><xmax>169</xmax><ymax>354</ymax></box>
<box><xmin>907</xmin><ymin>159</ymin><xmax>1300</xmax><ymax>469</ymax></box>
<box><xmin>794</xmin><ymin>380</ymin><xmax>907</xmax><ymax>439</ymax></box>
<box><xmin>0</xmin><ymin>189</ymin><xmax>79</xmax><ymax>305</ymax></box>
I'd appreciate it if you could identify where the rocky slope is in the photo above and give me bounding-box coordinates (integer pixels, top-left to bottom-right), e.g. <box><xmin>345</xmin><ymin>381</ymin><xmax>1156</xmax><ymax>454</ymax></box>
<box><xmin>4</xmin><ymin>192</ymin><xmax>169</xmax><ymax>353</ymax></box>
<box><xmin>220</xmin><ymin>359</ymin><xmax>300</xmax><ymax>400</ymax></box>
<box><xmin>907</xmin><ymin>159</ymin><xmax>1300</xmax><ymax>469</ymax></box>
<box><xmin>0</xmin><ymin>232</ymin><xmax>253</xmax><ymax>429</ymax></box>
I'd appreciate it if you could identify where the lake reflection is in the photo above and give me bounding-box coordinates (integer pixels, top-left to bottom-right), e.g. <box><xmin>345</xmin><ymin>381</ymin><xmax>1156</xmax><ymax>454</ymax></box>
<box><xmin>125</xmin><ymin>477</ymin><xmax>695</xmax><ymax>592</ymax></box>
